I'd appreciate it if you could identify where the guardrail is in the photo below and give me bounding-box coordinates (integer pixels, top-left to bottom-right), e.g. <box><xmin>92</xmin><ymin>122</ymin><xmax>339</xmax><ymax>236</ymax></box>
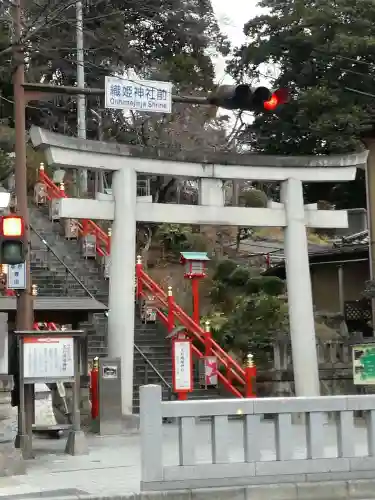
<box><xmin>140</xmin><ymin>384</ymin><xmax>375</xmax><ymax>491</ymax></box>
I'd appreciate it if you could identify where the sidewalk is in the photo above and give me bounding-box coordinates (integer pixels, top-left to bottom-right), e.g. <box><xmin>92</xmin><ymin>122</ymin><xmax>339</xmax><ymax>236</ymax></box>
<box><xmin>0</xmin><ymin>391</ymin><xmax>140</xmax><ymax>498</ymax></box>
<box><xmin>0</xmin><ymin>433</ymin><xmax>141</xmax><ymax>499</ymax></box>
<box><xmin>0</xmin><ymin>418</ymin><xmax>371</xmax><ymax>500</ymax></box>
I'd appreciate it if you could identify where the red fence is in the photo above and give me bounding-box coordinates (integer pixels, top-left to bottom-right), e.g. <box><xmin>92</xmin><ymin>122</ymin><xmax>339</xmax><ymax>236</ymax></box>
<box><xmin>38</xmin><ymin>166</ymin><xmax>254</xmax><ymax>398</ymax></box>
<box><xmin>39</xmin><ymin>165</ymin><xmax>110</xmax><ymax>256</ymax></box>
<box><xmin>33</xmin><ymin>322</ymin><xmax>59</xmax><ymax>331</ymax></box>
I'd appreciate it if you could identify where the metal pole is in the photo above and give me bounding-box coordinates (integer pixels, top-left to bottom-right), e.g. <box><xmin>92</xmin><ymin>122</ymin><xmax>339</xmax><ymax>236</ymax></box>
<box><xmin>23</xmin><ymin>82</ymin><xmax>212</xmax><ymax>104</ymax></box>
<box><xmin>76</xmin><ymin>0</ymin><xmax>87</xmax><ymax>195</ymax></box>
<box><xmin>12</xmin><ymin>0</ymin><xmax>34</xmax><ymax>455</ymax></box>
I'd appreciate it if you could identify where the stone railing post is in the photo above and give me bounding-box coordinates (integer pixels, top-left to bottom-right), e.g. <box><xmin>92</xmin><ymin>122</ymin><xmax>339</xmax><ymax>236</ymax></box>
<box><xmin>140</xmin><ymin>385</ymin><xmax>163</xmax><ymax>484</ymax></box>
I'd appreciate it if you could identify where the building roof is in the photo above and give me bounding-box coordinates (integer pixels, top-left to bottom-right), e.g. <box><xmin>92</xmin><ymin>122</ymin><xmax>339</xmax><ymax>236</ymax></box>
<box><xmin>0</xmin><ymin>296</ymin><xmax>108</xmax><ymax>324</ymax></box>
<box><xmin>336</xmin><ymin>230</ymin><xmax>369</xmax><ymax>246</ymax></box>
<box><xmin>263</xmin><ymin>231</ymin><xmax>369</xmax><ymax>278</ymax></box>
<box><xmin>180</xmin><ymin>252</ymin><xmax>210</xmax><ymax>261</ymax></box>
<box><xmin>228</xmin><ymin>232</ymin><xmax>332</xmax><ymax>266</ymax></box>
<box><xmin>0</xmin><ymin>297</ymin><xmax>107</xmax><ymax>312</ymax></box>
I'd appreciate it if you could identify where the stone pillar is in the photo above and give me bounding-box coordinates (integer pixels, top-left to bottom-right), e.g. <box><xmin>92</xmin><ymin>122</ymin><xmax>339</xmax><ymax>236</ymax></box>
<box><xmin>281</xmin><ymin>178</ymin><xmax>320</xmax><ymax>397</ymax></box>
<box><xmin>199</xmin><ymin>178</ymin><xmax>225</xmax><ymax>206</ymax></box>
<box><xmin>107</xmin><ymin>166</ymin><xmax>137</xmax><ymax>417</ymax></box>
<box><xmin>0</xmin><ymin>375</ymin><xmax>25</xmax><ymax>475</ymax></box>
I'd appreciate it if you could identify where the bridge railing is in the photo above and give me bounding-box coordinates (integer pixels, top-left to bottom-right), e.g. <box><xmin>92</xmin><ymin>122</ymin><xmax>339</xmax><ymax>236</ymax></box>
<box><xmin>140</xmin><ymin>384</ymin><xmax>375</xmax><ymax>491</ymax></box>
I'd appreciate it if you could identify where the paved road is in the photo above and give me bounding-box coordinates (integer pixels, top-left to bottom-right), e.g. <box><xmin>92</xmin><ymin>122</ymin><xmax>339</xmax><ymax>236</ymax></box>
<box><xmin>0</xmin><ymin>418</ymin><xmax>371</xmax><ymax>498</ymax></box>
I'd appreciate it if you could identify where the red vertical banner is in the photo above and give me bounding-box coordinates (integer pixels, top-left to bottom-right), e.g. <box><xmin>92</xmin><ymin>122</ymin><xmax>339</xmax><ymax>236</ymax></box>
<box><xmin>172</xmin><ymin>334</ymin><xmax>193</xmax><ymax>400</ymax></box>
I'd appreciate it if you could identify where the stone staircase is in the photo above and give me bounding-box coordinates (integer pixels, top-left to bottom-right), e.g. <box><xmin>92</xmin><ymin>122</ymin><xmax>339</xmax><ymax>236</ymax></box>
<box><xmin>29</xmin><ymin>206</ymin><xmax>108</xmax><ymax>356</ymax></box>
<box><xmin>29</xmin><ymin>203</ymin><xmax>223</xmax><ymax>414</ymax></box>
<box><xmin>133</xmin><ymin>315</ymin><xmax>172</xmax><ymax>412</ymax></box>
<box><xmin>133</xmin><ymin>311</ymin><xmax>222</xmax><ymax>412</ymax></box>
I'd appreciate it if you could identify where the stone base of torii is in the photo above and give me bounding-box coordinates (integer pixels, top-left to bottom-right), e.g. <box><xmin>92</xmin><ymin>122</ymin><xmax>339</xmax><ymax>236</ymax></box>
<box><xmin>30</xmin><ymin>125</ymin><xmax>368</xmax><ymax>416</ymax></box>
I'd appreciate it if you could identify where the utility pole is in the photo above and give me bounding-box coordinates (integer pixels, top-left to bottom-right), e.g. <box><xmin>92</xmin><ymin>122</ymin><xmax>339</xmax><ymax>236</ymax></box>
<box><xmin>90</xmin><ymin>109</ymin><xmax>104</xmax><ymax>193</ymax></box>
<box><xmin>12</xmin><ymin>0</ymin><xmax>34</xmax><ymax>458</ymax></box>
<box><xmin>76</xmin><ymin>0</ymin><xmax>87</xmax><ymax>194</ymax></box>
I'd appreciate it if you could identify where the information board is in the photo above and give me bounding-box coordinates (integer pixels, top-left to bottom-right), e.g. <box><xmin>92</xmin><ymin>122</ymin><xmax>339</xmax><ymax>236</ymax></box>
<box><xmin>173</xmin><ymin>339</ymin><xmax>192</xmax><ymax>392</ymax></box>
<box><xmin>23</xmin><ymin>336</ymin><xmax>74</xmax><ymax>380</ymax></box>
<box><xmin>353</xmin><ymin>343</ymin><xmax>375</xmax><ymax>385</ymax></box>
<box><xmin>7</xmin><ymin>262</ymin><xmax>26</xmax><ymax>290</ymax></box>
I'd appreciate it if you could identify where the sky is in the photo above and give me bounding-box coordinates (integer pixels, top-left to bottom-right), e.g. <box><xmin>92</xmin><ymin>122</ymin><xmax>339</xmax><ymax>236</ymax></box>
<box><xmin>211</xmin><ymin>0</ymin><xmax>263</xmax><ymax>84</ymax></box>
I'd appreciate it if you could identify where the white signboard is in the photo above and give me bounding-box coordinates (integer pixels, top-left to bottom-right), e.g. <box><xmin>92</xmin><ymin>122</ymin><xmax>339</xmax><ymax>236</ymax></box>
<box><xmin>23</xmin><ymin>336</ymin><xmax>74</xmax><ymax>380</ymax></box>
<box><xmin>105</xmin><ymin>76</ymin><xmax>172</xmax><ymax>113</ymax></box>
<box><xmin>7</xmin><ymin>262</ymin><xmax>26</xmax><ymax>290</ymax></box>
<box><xmin>173</xmin><ymin>340</ymin><xmax>192</xmax><ymax>391</ymax></box>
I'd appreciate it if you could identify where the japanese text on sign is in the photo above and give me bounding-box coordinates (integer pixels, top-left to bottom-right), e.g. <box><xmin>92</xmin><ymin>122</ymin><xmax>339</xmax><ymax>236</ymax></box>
<box><xmin>7</xmin><ymin>262</ymin><xmax>26</xmax><ymax>290</ymax></box>
<box><xmin>173</xmin><ymin>340</ymin><xmax>192</xmax><ymax>391</ymax></box>
<box><xmin>23</xmin><ymin>336</ymin><xmax>74</xmax><ymax>380</ymax></box>
<box><xmin>105</xmin><ymin>77</ymin><xmax>172</xmax><ymax>113</ymax></box>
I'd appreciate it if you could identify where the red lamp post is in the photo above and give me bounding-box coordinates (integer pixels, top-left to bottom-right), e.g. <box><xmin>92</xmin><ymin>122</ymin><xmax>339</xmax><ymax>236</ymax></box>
<box><xmin>180</xmin><ymin>252</ymin><xmax>210</xmax><ymax>325</ymax></box>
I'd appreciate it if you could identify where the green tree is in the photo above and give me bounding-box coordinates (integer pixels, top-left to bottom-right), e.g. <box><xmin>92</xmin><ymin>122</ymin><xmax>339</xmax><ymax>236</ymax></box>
<box><xmin>227</xmin><ymin>0</ymin><xmax>375</xmax><ymax>207</ymax></box>
<box><xmin>207</xmin><ymin>260</ymin><xmax>288</xmax><ymax>363</ymax></box>
<box><xmin>19</xmin><ymin>0</ymin><xmax>229</xmax><ymax>139</ymax></box>
<box><xmin>0</xmin><ymin>0</ymin><xmax>231</xmax><ymax>199</ymax></box>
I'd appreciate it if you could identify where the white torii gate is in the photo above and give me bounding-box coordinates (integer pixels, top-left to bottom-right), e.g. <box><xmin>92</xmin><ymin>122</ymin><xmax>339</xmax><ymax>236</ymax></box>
<box><xmin>30</xmin><ymin>126</ymin><xmax>368</xmax><ymax>416</ymax></box>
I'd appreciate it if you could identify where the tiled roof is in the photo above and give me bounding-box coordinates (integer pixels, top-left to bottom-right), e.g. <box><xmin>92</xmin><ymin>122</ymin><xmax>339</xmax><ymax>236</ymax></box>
<box><xmin>333</xmin><ymin>230</ymin><xmax>369</xmax><ymax>247</ymax></box>
<box><xmin>263</xmin><ymin>232</ymin><xmax>369</xmax><ymax>276</ymax></box>
<box><xmin>0</xmin><ymin>296</ymin><xmax>107</xmax><ymax>312</ymax></box>
<box><xmin>229</xmin><ymin>237</ymin><xmax>329</xmax><ymax>265</ymax></box>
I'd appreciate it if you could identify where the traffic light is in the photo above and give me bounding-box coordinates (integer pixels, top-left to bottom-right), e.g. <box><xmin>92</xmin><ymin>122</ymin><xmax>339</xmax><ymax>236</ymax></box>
<box><xmin>0</xmin><ymin>216</ymin><xmax>25</xmax><ymax>265</ymax></box>
<box><xmin>208</xmin><ymin>84</ymin><xmax>289</xmax><ymax>112</ymax></box>
<box><xmin>263</xmin><ymin>88</ymin><xmax>289</xmax><ymax>111</ymax></box>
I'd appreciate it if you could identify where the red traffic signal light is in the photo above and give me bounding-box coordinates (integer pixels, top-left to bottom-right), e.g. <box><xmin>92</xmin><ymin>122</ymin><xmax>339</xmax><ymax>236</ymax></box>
<box><xmin>263</xmin><ymin>94</ymin><xmax>279</xmax><ymax>111</ymax></box>
<box><xmin>2</xmin><ymin>216</ymin><xmax>24</xmax><ymax>237</ymax></box>
<box><xmin>263</xmin><ymin>88</ymin><xmax>289</xmax><ymax>111</ymax></box>
<box><xmin>0</xmin><ymin>216</ymin><xmax>25</xmax><ymax>265</ymax></box>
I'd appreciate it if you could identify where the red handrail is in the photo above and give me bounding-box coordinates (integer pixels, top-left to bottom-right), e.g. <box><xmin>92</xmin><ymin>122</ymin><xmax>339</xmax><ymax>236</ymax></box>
<box><xmin>38</xmin><ymin>168</ymin><xmax>251</xmax><ymax>398</ymax></box>
<box><xmin>136</xmin><ymin>261</ymin><xmax>247</xmax><ymax>398</ymax></box>
<box><xmin>38</xmin><ymin>167</ymin><xmax>110</xmax><ymax>257</ymax></box>
<box><xmin>33</xmin><ymin>321</ymin><xmax>60</xmax><ymax>330</ymax></box>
